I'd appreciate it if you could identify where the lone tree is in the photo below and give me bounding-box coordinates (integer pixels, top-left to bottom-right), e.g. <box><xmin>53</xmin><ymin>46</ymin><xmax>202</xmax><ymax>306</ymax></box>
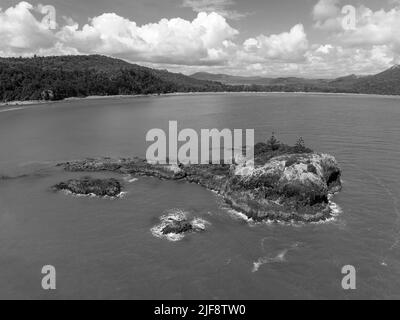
<box><xmin>294</xmin><ymin>137</ymin><xmax>311</xmax><ymax>153</ymax></box>
<box><xmin>296</xmin><ymin>136</ymin><xmax>305</xmax><ymax>147</ymax></box>
<box><xmin>266</xmin><ymin>132</ymin><xmax>281</xmax><ymax>151</ymax></box>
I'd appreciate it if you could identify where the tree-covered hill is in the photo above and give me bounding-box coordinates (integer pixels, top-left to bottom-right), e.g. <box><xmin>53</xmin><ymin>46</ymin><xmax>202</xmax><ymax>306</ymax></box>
<box><xmin>1</xmin><ymin>55</ymin><xmax>400</xmax><ymax>102</ymax></box>
<box><xmin>0</xmin><ymin>55</ymin><xmax>231</xmax><ymax>102</ymax></box>
<box><xmin>344</xmin><ymin>65</ymin><xmax>400</xmax><ymax>95</ymax></box>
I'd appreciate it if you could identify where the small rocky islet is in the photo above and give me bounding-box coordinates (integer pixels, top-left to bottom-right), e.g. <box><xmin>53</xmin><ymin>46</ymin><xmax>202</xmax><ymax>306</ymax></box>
<box><xmin>52</xmin><ymin>176</ymin><xmax>122</xmax><ymax>197</ymax></box>
<box><xmin>53</xmin><ymin>138</ymin><xmax>342</xmax><ymax>230</ymax></box>
<box><xmin>150</xmin><ymin>210</ymin><xmax>209</xmax><ymax>240</ymax></box>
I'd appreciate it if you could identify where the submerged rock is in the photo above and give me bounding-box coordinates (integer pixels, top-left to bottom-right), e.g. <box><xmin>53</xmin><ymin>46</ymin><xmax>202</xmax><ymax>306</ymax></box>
<box><xmin>53</xmin><ymin>176</ymin><xmax>122</xmax><ymax>197</ymax></box>
<box><xmin>57</xmin><ymin>150</ymin><xmax>342</xmax><ymax>222</ymax></box>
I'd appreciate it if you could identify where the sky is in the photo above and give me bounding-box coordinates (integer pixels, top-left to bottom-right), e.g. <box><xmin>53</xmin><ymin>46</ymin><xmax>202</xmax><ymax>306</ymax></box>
<box><xmin>1</xmin><ymin>0</ymin><xmax>400</xmax><ymax>77</ymax></box>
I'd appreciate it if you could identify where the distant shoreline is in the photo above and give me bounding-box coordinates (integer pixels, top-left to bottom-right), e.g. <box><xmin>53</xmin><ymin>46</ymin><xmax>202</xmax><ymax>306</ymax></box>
<box><xmin>1</xmin><ymin>91</ymin><xmax>400</xmax><ymax>109</ymax></box>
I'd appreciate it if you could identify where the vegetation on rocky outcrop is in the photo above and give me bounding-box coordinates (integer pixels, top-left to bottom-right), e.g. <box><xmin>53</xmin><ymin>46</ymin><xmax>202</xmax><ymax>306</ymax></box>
<box><xmin>254</xmin><ymin>135</ymin><xmax>313</xmax><ymax>165</ymax></box>
<box><xmin>53</xmin><ymin>176</ymin><xmax>122</xmax><ymax>197</ymax></box>
<box><xmin>56</xmin><ymin>138</ymin><xmax>342</xmax><ymax>223</ymax></box>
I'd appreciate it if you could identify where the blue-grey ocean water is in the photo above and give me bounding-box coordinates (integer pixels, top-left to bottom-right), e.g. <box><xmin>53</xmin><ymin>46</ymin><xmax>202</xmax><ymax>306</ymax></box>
<box><xmin>0</xmin><ymin>93</ymin><xmax>399</xmax><ymax>299</ymax></box>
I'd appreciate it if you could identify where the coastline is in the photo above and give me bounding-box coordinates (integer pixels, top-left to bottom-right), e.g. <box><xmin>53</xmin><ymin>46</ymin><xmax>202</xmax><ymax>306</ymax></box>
<box><xmin>2</xmin><ymin>90</ymin><xmax>400</xmax><ymax>109</ymax></box>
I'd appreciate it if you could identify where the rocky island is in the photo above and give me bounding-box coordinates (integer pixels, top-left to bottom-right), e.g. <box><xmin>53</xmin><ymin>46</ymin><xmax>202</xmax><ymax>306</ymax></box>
<box><xmin>55</xmin><ymin>137</ymin><xmax>342</xmax><ymax>224</ymax></box>
<box><xmin>53</xmin><ymin>176</ymin><xmax>122</xmax><ymax>197</ymax></box>
<box><xmin>152</xmin><ymin>210</ymin><xmax>208</xmax><ymax>240</ymax></box>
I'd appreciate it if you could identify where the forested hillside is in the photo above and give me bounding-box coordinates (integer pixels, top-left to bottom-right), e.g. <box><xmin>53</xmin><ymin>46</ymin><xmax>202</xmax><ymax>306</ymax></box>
<box><xmin>1</xmin><ymin>55</ymin><xmax>400</xmax><ymax>102</ymax></box>
<box><xmin>0</xmin><ymin>55</ymin><xmax>230</xmax><ymax>102</ymax></box>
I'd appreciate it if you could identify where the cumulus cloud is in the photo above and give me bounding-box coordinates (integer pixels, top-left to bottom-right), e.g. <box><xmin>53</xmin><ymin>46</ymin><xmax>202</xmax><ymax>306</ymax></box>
<box><xmin>242</xmin><ymin>24</ymin><xmax>309</xmax><ymax>61</ymax></box>
<box><xmin>182</xmin><ymin>0</ymin><xmax>247</xmax><ymax>20</ymax></box>
<box><xmin>58</xmin><ymin>11</ymin><xmax>239</xmax><ymax>65</ymax></box>
<box><xmin>339</xmin><ymin>6</ymin><xmax>400</xmax><ymax>50</ymax></box>
<box><xmin>0</xmin><ymin>1</ymin><xmax>308</xmax><ymax>67</ymax></box>
<box><xmin>0</xmin><ymin>2</ymin><xmax>239</xmax><ymax>65</ymax></box>
<box><xmin>312</xmin><ymin>0</ymin><xmax>400</xmax><ymax>52</ymax></box>
<box><xmin>309</xmin><ymin>0</ymin><xmax>400</xmax><ymax>71</ymax></box>
<box><xmin>0</xmin><ymin>1</ymin><xmax>57</xmax><ymax>55</ymax></box>
<box><xmin>305</xmin><ymin>44</ymin><xmax>395</xmax><ymax>76</ymax></box>
<box><xmin>1</xmin><ymin>1</ymin><xmax>400</xmax><ymax>77</ymax></box>
<box><xmin>312</xmin><ymin>0</ymin><xmax>342</xmax><ymax>30</ymax></box>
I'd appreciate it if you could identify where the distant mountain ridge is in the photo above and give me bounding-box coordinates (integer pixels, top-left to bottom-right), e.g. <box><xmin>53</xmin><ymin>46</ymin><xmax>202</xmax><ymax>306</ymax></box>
<box><xmin>189</xmin><ymin>72</ymin><xmax>272</xmax><ymax>85</ymax></box>
<box><xmin>349</xmin><ymin>64</ymin><xmax>400</xmax><ymax>95</ymax></box>
<box><xmin>191</xmin><ymin>67</ymin><xmax>400</xmax><ymax>95</ymax></box>
<box><xmin>191</xmin><ymin>72</ymin><xmax>328</xmax><ymax>87</ymax></box>
<box><xmin>1</xmin><ymin>55</ymin><xmax>400</xmax><ymax>103</ymax></box>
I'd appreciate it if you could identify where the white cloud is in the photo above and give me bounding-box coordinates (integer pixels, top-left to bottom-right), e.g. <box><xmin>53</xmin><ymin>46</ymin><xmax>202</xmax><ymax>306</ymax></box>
<box><xmin>312</xmin><ymin>0</ymin><xmax>400</xmax><ymax>54</ymax></box>
<box><xmin>340</xmin><ymin>6</ymin><xmax>400</xmax><ymax>50</ymax></box>
<box><xmin>312</xmin><ymin>0</ymin><xmax>342</xmax><ymax>30</ymax></box>
<box><xmin>242</xmin><ymin>24</ymin><xmax>309</xmax><ymax>61</ymax></box>
<box><xmin>313</xmin><ymin>0</ymin><xmax>340</xmax><ymax>19</ymax></box>
<box><xmin>182</xmin><ymin>0</ymin><xmax>247</xmax><ymax>20</ymax></box>
<box><xmin>0</xmin><ymin>1</ymin><xmax>57</xmax><ymax>55</ymax></box>
<box><xmin>0</xmin><ymin>2</ymin><xmax>239</xmax><ymax>65</ymax></box>
<box><xmin>315</xmin><ymin>44</ymin><xmax>334</xmax><ymax>54</ymax></box>
<box><xmin>305</xmin><ymin>44</ymin><xmax>395</xmax><ymax>77</ymax></box>
<box><xmin>58</xmin><ymin>12</ymin><xmax>239</xmax><ymax>65</ymax></box>
<box><xmin>309</xmin><ymin>0</ymin><xmax>400</xmax><ymax>73</ymax></box>
<box><xmin>312</xmin><ymin>0</ymin><xmax>340</xmax><ymax>21</ymax></box>
<box><xmin>1</xmin><ymin>1</ymin><xmax>399</xmax><ymax>77</ymax></box>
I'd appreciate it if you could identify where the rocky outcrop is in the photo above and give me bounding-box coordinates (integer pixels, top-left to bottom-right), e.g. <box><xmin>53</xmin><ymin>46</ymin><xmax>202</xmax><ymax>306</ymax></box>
<box><xmin>161</xmin><ymin>220</ymin><xmax>193</xmax><ymax>235</ymax></box>
<box><xmin>151</xmin><ymin>210</ymin><xmax>209</xmax><ymax>241</ymax></box>
<box><xmin>57</xmin><ymin>152</ymin><xmax>342</xmax><ymax>222</ymax></box>
<box><xmin>227</xmin><ymin>153</ymin><xmax>342</xmax><ymax>222</ymax></box>
<box><xmin>41</xmin><ymin>89</ymin><xmax>54</xmax><ymax>101</ymax></box>
<box><xmin>53</xmin><ymin>176</ymin><xmax>122</xmax><ymax>197</ymax></box>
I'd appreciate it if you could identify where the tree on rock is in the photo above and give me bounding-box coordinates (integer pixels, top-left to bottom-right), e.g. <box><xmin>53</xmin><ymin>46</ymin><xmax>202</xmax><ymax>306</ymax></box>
<box><xmin>266</xmin><ymin>132</ymin><xmax>281</xmax><ymax>151</ymax></box>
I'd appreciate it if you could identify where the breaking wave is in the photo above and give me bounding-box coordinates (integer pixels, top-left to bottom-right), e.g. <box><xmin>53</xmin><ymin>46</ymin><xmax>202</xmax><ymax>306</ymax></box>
<box><xmin>252</xmin><ymin>250</ymin><xmax>287</xmax><ymax>272</ymax></box>
<box><xmin>61</xmin><ymin>190</ymin><xmax>127</xmax><ymax>199</ymax></box>
<box><xmin>123</xmin><ymin>175</ymin><xmax>138</xmax><ymax>183</ymax></box>
<box><xmin>252</xmin><ymin>242</ymin><xmax>301</xmax><ymax>273</ymax></box>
